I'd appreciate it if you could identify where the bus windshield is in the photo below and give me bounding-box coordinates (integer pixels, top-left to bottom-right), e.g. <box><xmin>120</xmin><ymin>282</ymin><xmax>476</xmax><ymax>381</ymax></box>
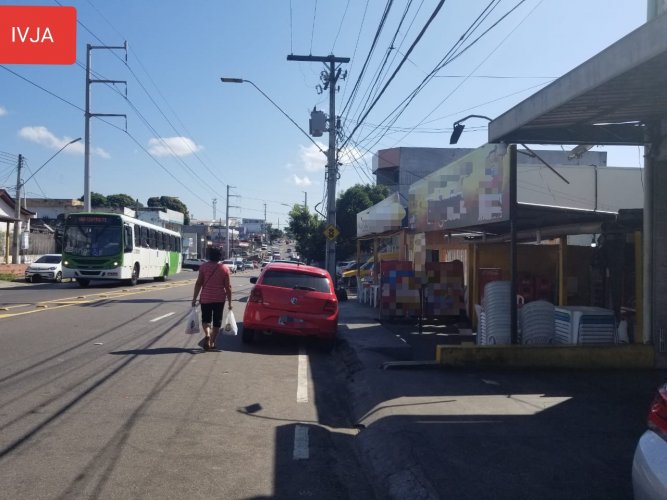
<box><xmin>64</xmin><ymin>221</ymin><xmax>122</xmax><ymax>257</ymax></box>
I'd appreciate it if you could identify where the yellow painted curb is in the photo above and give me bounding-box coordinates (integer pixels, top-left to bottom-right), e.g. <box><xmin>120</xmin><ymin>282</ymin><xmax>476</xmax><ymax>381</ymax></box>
<box><xmin>435</xmin><ymin>344</ymin><xmax>656</xmax><ymax>369</ymax></box>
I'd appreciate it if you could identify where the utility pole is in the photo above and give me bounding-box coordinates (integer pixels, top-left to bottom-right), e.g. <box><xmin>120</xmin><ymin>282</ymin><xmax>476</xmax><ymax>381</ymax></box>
<box><xmin>226</xmin><ymin>185</ymin><xmax>240</xmax><ymax>259</ymax></box>
<box><xmin>303</xmin><ymin>190</ymin><xmax>308</xmax><ymax>209</ymax></box>
<box><xmin>287</xmin><ymin>54</ymin><xmax>349</xmax><ymax>282</ymax></box>
<box><xmin>12</xmin><ymin>154</ymin><xmax>23</xmax><ymax>264</ymax></box>
<box><xmin>212</xmin><ymin>198</ymin><xmax>217</xmax><ymax>220</ymax></box>
<box><xmin>84</xmin><ymin>42</ymin><xmax>127</xmax><ymax>212</ymax></box>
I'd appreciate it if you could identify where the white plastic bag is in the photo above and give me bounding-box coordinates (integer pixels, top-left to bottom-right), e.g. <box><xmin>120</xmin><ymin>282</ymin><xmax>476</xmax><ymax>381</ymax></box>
<box><xmin>222</xmin><ymin>309</ymin><xmax>238</xmax><ymax>336</ymax></box>
<box><xmin>184</xmin><ymin>306</ymin><xmax>200</xmax><ymax>335</ymax></box>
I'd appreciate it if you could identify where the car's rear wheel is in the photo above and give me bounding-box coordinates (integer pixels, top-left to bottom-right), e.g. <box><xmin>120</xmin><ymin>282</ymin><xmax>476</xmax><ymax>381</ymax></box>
<box><xmin>55</xmin><ymin>271</ymin><xmax>62</xmax><ymax>283</ymax></box>
<box><xmin>241</xmin><ymin>326</ymin><xmax>255</xmax><ymax>343</ymax></box>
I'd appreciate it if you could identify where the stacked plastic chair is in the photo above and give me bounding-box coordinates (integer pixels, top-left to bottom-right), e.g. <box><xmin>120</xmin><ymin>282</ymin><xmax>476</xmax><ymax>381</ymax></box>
<box><xmin>482</xmin><ymin>281</ymin><xmax>512</xmax><ymax>345</ymax></box>
<box><xmin>519</xmin><ymin>300</ymin><xmax>555</xmax><ymax>345</ymax></box>
<box><xmin>475</xmin><ymin>304</ymin><xmax>486</xmax><ymax>345</ymax></box>
<box><xmin>554</xmin><ymin>306</ymin><xmax>616</xmax><ymax>344</ymax></box>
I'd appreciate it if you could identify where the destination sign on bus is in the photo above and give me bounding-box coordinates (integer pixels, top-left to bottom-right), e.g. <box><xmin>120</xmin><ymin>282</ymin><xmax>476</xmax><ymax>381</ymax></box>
<box><xmin>75</xmin><ymin>215</ymin><xmax>117</xmax><ymax>224</ymax></box>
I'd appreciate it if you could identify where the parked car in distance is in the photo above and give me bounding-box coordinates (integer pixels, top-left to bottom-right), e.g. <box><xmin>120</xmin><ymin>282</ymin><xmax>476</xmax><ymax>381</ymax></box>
<box><xmin>222</xmin><ymin>259</ymin><xmax>237</xmax><ymax>273</ymax></box>
<box><xmin>242</xmin><ymin>261</ymin><xmax>339</xmax><ymax>349</ymax></box>
<box><xmin>632</xmin><ymin>381</ymin><xmax>667</xmax><ymax>500</ymax></box>
<box><xmin>336</xmin><ymin>260</ymin><xmax>357</xmax><ymax>276</ymax></box>
<box><xmin>182</xmin><ymin>258</ymin><xmax>207</xmax><ymax>271</ymax></box>
<box><xmin>341</xmin><ymin>258</ymin><xmax>374</xmax><ymax>288</ymax></box>
<box><xmin>25</xmin><ymin>254</ymin><xmax>63</xmax><ymax>283</ymax></box>
<box><xmin>243</xmin><ymin>260</ymin><xmax>255</xmax><ymax>270</ymax></box>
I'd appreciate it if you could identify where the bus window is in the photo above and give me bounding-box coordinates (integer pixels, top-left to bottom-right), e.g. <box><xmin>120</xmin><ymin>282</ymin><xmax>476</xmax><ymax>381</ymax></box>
<box><xmin>157</xmin><ymin>232</ymin><xmax>165</xmax><ymax>250</ymax></box>
<box><xmin>124</xmin><ymin>225</ymin><xmax>133</xmax><ymax>253</ymax></box>
<box><xmin>134</xmin><ymin>225</ymin><xmax>141</xmax><ymax>247</ymax></box>
<box><xmin>141</xmin><ymin>227</ymin><xmax>149</xmax><ymax>247</ymax></box>
<box><xmin>150</xmin><ymin>229</ymin><xmax>157</xmax><ymax>249</ymax></box>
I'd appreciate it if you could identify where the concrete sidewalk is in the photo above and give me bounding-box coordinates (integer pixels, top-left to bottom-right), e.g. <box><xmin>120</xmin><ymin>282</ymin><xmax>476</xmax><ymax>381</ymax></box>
<box><xmin>335</xmin><ymin>297</ymin><xmax>667</xmax><ymax>499</ymax></box>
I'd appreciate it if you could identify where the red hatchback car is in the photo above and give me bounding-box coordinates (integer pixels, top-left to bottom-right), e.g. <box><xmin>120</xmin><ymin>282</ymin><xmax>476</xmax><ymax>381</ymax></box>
<box><xmin>242</xmin><ymin>262</ymin><xmax>339</xmax><ymax>347</ymax></box>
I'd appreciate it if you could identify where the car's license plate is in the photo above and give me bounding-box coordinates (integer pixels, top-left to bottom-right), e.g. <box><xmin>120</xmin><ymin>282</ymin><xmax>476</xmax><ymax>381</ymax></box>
<box><xmin>279</xmin><ymin>316</ymin><xmax>303</xmax><ymax>325</ymax></box>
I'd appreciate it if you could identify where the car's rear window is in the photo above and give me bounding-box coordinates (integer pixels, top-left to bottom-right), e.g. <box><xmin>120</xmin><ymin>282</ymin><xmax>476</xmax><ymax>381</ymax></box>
<box><xmin>261</xmin><ymin>270</ymin><xmax>331</xmax><ymax>293</ymax></box>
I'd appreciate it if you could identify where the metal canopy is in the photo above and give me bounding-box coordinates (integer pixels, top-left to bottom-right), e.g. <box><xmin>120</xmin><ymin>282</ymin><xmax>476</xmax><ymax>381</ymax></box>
<box><xmin>489</xmin><ymin>13</ymin><xmax>667</xmax><ymax>146</ymax></box>
<box><xmin>450</xmin><ymin>203</ymin><xmax>617</xmax><ymax>242</ymax></box>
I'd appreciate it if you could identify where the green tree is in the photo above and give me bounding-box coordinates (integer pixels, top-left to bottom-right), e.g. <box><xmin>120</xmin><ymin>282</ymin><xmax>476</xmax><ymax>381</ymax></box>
<box><xmin>335</xmin><ymin>184</ymin><xmax>390</xmax><ymax>260</ymax></box>
<box><xmin>147</xmin><ymin>196</ymin><xmax>190</xmax><ymax>225</ymax></box>
<box><xmin>79</xmin><ymin>192</ymin><xmax>144</xmax><ymax>211</ymax></box>
<box><xmin>107</xmin><ymin>194</ymin><xmax>142</xmax><ymax>209</ymax></box>
<box><xmin>287</xmin><ymin>205</ymin><xmax>326</xmax><ymax>264</ymax></box>
<box><xmin>78</xmin><ymin>192</ymin><xmax>107</xmax><ymax>208</ymax></box>
<box><xmin>265</xmin><ymin>224</ymin><xmax>283</xmax><ymax>243</ymax></box>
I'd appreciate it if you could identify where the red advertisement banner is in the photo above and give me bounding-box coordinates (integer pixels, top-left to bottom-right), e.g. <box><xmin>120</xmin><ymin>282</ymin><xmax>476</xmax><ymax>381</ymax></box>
<box><xmin>0</xmin><ymin>6</ymin><xmax>77</xmax><ymax>64</ymax></box>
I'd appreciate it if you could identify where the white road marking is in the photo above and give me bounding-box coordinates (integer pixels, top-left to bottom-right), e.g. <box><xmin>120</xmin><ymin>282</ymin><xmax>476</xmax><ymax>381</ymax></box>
<box><xmin>293</xmin><ymin>424</ymin><xmax>309</xmax><ymax>460</ymax></box>
<box><xmin>150</xmin><ymin>312</ymin><xmax>175</xmax><ymax>322</ymax></box>
<box><xmin>296</xmin><ymin>347</ymin><xmax>308</xmax><ymax>403</ymax></box>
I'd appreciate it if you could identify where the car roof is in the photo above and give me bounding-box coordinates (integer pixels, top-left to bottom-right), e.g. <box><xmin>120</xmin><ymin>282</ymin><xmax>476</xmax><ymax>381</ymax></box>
<box><xmin>263</xmin><ymin>261</ymin><xmax>329</xmax><ymax>276</ymax></box>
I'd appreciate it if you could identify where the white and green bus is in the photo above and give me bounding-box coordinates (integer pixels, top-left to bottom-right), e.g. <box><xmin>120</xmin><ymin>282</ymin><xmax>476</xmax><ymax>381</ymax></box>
<box><xmin>62</xmin><ymin>212</ymin><xmax>182</xmax><ymax>287</ymax></box>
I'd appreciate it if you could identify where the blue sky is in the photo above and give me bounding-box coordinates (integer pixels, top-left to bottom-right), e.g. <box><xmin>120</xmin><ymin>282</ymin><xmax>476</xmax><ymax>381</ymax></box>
<box><xmin>0</xmin><ymin>0</ymin><xmax>648</xmax><ymax>228</ymax></box>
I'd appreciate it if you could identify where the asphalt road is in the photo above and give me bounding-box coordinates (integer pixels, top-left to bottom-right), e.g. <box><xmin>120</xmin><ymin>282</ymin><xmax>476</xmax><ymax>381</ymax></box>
<box><xmin>0</xmin><ymin>271</ymin><xmax>374</xmax><ymax>499</ymax></box>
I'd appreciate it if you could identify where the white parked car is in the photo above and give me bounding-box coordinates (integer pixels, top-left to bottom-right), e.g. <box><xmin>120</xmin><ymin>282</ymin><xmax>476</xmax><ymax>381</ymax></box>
<box><xmin>25</xmin><ymin>254</ymin><xmax>63</xmax><ymax>283</ymax></box>
<box><xmin>222</xmin><ymin>259</ymin><xmax>237</xmax><ymax>273</ymax></box>
<box><xmin>182</xmin><ymin>258</ymin><xmax>207</xmax><ymax>271</ymax></box>
<box><xmin>632</xmin><ymin>381</ymin><xmax>667</xmax><ymax>500</ymax></box>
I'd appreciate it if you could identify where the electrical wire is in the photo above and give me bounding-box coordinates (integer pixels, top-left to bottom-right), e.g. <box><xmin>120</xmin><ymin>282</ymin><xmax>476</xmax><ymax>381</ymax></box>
<box><xmin>331</xmin><ymin>0</ymin><xmax>351</xmax><ymax>53</ymax></box>
<box><xmin>340</xmin><ymin>0</ymin><xmax>447</xmax><ymax>151</ymax></box>
<box><xmin>339</xmin><ymin>0</ymin><xmax>394</xmax><ymax>120</ymax></box>
<box><xmin>354</xmin><ymin>0</ymin><xmax>503</xmax><ymax>149</ymax></box>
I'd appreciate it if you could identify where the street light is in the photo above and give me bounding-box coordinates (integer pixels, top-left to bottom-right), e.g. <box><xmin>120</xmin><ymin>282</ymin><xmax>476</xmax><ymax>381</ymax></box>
<box><xmin>449</xmin><ymin>115</ymin><xmax>493</xmax><ymax>144</ymax></box>
<box><xmin>12</xmin><ymin>137</ymin><xmax>82</xmax><ymax>263</ymax></box>
<box><xmin>23</xmin><ymin>137</ymin><xmax>82</xmax><ymax>186</ymax></box>
<box><xmin>220</xmin><ymin>77</ymin><xmax>326</xmax><ymax>156</ymax></box>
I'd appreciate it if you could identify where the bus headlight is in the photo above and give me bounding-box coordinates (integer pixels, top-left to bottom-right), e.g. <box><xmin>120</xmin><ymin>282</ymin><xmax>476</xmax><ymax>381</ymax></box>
<box><xmin>113</xmin><ymin>261</ymin><xmax>119</xmax><ymax>267</ymax></box>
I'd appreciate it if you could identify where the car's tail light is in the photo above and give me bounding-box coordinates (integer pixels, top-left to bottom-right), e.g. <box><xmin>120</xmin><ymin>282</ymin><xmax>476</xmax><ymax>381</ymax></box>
<box><xmin>647</xmin><ymin>384</ymin><xmax>667</xmax><ymax>436</ymax></box>
<box><xmin>323</xmin><ymin>299</ymin><xmax>337</xmax><ymax>314</ymax></box>
<box><xmin>249</xmin><ymin>288</ymin><xmax>263</xmax><ymax>304</ymax></box>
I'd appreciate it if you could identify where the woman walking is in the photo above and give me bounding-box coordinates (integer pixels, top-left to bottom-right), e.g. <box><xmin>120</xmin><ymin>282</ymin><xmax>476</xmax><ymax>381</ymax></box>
<box><xmin>192</xmin><ymin>246</ymin><xmax>232</xmax><ymax>350</ymax></box>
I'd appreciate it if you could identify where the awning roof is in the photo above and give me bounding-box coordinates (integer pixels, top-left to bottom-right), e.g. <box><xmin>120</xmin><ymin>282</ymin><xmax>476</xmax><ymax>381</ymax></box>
<box><xmin>448</xmin><ymin>203</ymin><xmax>620</xmax><ymax>242</ymax></box>
<box><xmin>488</xmin><ymin>13</ymin><xmax>667</xmax><ymax>146</ymax></box>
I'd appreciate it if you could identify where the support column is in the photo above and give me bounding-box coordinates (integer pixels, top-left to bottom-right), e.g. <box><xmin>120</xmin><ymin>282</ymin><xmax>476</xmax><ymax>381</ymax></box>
<box><xmin>645</xmin><ymin>119</ymin><xmax>667</xmax><ymax>352</ymax></box>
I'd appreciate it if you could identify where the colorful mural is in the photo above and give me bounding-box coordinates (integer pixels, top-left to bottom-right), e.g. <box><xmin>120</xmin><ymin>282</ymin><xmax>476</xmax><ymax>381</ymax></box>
<box><xmin>408</xmin><ymin>143</ymin><xmax>511</xmax><ymax>232</ymax></box>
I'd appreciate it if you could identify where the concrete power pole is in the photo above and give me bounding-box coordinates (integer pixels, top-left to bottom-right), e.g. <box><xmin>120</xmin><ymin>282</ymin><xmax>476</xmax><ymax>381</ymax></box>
<box><xmin>12</xmin><ymin>154</ymin><xmax>23</xmax><ymax>264</ymax></box>
<box><xmin>287</xmin><ymin>54</ymin><xmax>349</xmax><ymax>281</ymax></box>
<box><xmin>84</xmin><ymin>42</ymin><xmax>127</xmax><ymax>212</ymax></box>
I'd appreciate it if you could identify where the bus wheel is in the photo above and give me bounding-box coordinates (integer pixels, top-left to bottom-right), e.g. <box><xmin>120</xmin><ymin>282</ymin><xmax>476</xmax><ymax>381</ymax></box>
<box><xmin>127</xmin><ymin>264</ymin><xmax>139</xmax><ymax>286</ymax></box>
<box><xmin>77</xmin><ymin>278</ymin><xmax>90</xmax><ymax>287</ymax></box>
<box><xmin>155</xmin><ymin>265</ymin><xmax>168</xmax><ymax>282</ymax></box>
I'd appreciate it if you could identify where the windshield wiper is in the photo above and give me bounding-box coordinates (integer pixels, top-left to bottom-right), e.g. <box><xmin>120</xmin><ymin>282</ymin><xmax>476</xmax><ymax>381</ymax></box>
<box><xmin>292</xmin><ymin>285</ymin><xmax>316</xmax><ymax>291</ymax></box>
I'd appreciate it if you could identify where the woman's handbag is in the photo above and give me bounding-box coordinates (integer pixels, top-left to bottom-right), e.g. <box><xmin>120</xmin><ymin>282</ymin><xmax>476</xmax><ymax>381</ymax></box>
<box><xmin>222</xmin><ymin>309</ymin><xmax>238</xmax><ymax>336</ymax></box>
<box><xmin>184</xmin><ymin>306</ymin><xmax>200</xmax><ymax>335</ymax></box>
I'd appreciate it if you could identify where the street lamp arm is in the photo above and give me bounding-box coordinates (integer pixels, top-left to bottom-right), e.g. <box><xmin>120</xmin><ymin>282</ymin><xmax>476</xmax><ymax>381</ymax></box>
<box><xmin>21</xmin><ymin>137</ymin><xmax>82</xmax><ymax>187</ymax></box>
<box><xmin>220</xmin><ymin>77</ymin><xmax>327</xmax><ymax>156</ymax></box>
<box><xmin>449</xmin><ymin>115</ymin><xmax>493</xmax><ymax>144</ymax></box>
<box><xmin>454</xmin><ymin>114</ymin><xmax>493</xmax><ymax>125</ymax></box>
